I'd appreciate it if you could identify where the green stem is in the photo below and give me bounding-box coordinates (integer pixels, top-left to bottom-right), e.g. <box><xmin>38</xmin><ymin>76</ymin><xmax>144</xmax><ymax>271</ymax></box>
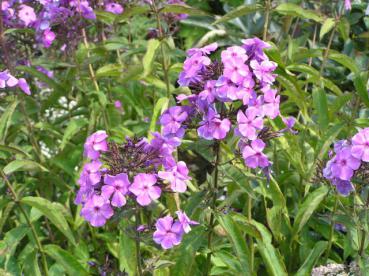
<box><xmin>80</xmin><ymin>27</ymin><xmax>110</xmax><ymax>132</ymax></box>
<box><xmin>151</xmin><ymin>0</ymin><xmax>171</xmax><ymax>98</ymax></box>
<box><xmin>247</xmin><ymin>196</ymin><xmax>254</xmax><ymax>274</ymax></box>
<box><xmin>204</xmin><ymin>142</ymin><xmax>221</xmax><ymax>276</ymax></box>
<box><xmin>319</xmin><ymin>25</ymin><xmax>336</xmax><ymax>76</ymax></box>
<box><xmin>263</xmin><ymin>0</ymin><xmax>271</xmax><ymax>41</ymax></box>
<box><xmin>0</xmin><ymin>170</ymin><xmax>49</xmax><ymax>276</ymax></box>
<box><xmin>324</xmin><ymin>195</ymin><xmax>338</xmax><ymax>262</ymax></box>
<box><xmin>135</xmin><ymin>207</ymin><xmax>143</xmax><ymax>276</ymax></box>
<box><xmin>358</xmin><ymin>193</ymin><xmax>369</xmax><ymax>257</ymax></box>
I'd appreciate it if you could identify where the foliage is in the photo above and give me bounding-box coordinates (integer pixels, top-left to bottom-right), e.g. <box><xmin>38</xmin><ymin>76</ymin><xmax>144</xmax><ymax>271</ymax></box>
<box><xmin>1</xmin><ymin>0</ymin><xmax>369</xmax><ymax>275</ymax></box>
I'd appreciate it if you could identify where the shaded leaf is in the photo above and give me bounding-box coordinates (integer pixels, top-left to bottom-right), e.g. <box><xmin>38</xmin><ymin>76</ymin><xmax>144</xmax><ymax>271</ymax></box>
<box><xmin>21</xmin><ymin>197</ymin><xmax>76</xmax><ymax>245</ymax></box>
<box><xmin>4</xmin><ymin>160</ymin><xmax>48</xmax><ymax>175</ymax></box>
<box><xmin>212</xmin><ymin>4</ymin><xmax>263</xmax><ymax>25</ymax></box>
<box><xmin>44</xmin><ymin>245</ymin><xmax>88</xmax><ymax>276</ymax></box>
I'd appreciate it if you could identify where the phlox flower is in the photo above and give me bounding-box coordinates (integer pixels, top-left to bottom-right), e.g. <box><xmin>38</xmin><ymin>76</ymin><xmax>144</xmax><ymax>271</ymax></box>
<box><xmin>129</xmin><ymin>173</ymin><xmax>161</xmax><ymax>206</ymax></box>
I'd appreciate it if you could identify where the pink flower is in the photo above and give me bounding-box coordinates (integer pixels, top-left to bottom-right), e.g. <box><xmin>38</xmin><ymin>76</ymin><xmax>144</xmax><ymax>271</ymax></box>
<box><xmin>18</xmin><ymin>5</ymin><xmax>37</xmax><ymax>26</ymax></box>
<box><xmin>42</xmin><ymin>29</ymin><xmax>56</xmax><ymax>48</ymax></box>
<box><xmin>158</xmin><ymin>161</ymin><xmax>191</xmax><ymax>193</ymax></box>
<box><xmin>84</xmin><ymin>130</ymin><xmax>108</xmax><ymax>160</ymax></box>
<box><xmin>197</xmin><ymin>108</ymin><xmax>231</xmax><ymax>140</ymax></box>
<box><xmin>80</xmin><ymin>195</ymin><xmax>113</xmax><ymax>227</ymax></box>
<box><xmin>262</xmin><ymin>86</ymin><xmax>280</xmax><ymax>119</ymax></box>
<box><xmin>236</xmin><ymin>107</ymin><xmax>264</xmax><ymax>140</ymax></box>
<box><xmin>105</xmin><ymin>3</ymin><xmax>124</xmax><ymax>14</ymax></box>
<box><xmin>250</xmin><ymin>60</ymin><xmax>277</xmax><ymax>84</ymax></box>
<box><xmin>176</xmin><ymin>211</ymin><xmax>198</xmax><ymax>233</ymax></box>
<box><xmin>129</xmin><ymin>173</ymin><xmax>161</xmax><ymax>206</ymax></box>
<box><xmin>102</xmin><ymin>173</ymin><xmax>130</xmax><ymax>207</ymax></box>
<box><xmin>153</xmin><ymin>215</ymin><xmax>183</xmax><ymax>249</ymax></box>
<box><xmin>344</xmin><ymin>0</ymin><xmax>351</xmax><ymax>11</ymax></box>
<box><xmin>78</xmin><ymin>161</ymin><xmax>102</xmax><ymax>187</ymax></box>
<box><xmin>241</xmin><ymin>139</ymin><xmax>270</xmax><ymax>169</ymax></box>
<box><xmin>18</xmin><ymin>78</ymin><xmax>31</xmax><ymax>95</ymax></box>
<box><xmin>0</xmin><ymin>70</ymin><xmax>18</xmax><ymax>88</ymax></box>
<box><xmin>351</xmin><ymin>128</ymin><xmax>369</xmax><ymax>162</ymax></box>
<box><xmin>331</xmin><ymin>147</ymin><xmax>361</xmax><ymax>181</ymax></box>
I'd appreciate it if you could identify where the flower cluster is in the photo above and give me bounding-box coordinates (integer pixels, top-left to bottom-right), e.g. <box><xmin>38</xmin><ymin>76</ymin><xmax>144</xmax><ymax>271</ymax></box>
<box><xmin>75</xmin><ymin>130</ymin><xmax>197</xmax><ymax>249</ymax></box>
<box><xmin>1</xmin><ymin>1</ymin><xmax>124</xmax><ymax>49</ymax></box>
<box><xmin>323</xmin><ymin>128</ymin><xmax>369</xmax><ymax>196</ymax></box>
<box><xmin>161</xmin><ymin>38</ymin><xmax>293</xmax><ymax>169</ymax></box>
<box><xmin>153</xmin><ymin>211</ymin><xmax>198</xmax><ymax>249</ymax></box>
<box><xmin>0</xmin><ymin>70</ymin><xmax>31</xmax><ymax>95</ymax></box>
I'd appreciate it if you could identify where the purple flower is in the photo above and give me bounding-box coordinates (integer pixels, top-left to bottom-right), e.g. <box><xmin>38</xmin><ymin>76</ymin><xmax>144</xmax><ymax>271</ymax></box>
<box><xmin>153</xmin><ymin>215</ymin><xmax>183</xmax><ymax>249</ymax></box>
<box><xmin>158</xmin><ymin>161</ymin><xmax>190</xmax><ymax>193</ymax></box>
<box><xmin>160</xmin><ymin>106</ymin><xmax>188</xmax><ymax>137</ymax></box>
<box><xmin>80</xmin><ymin>195</ymin><xmax>113</xmax><ymax>227</ymax></box>
<box><xmin>84</xmin><ymin>130</ymin><xmax>108</xmax><ymax>160</ymax></box>
<box><xmin>332</xmin><ymin>178</ymin><xmax>354</xmax><ymax>196</ymax></box>
<box><xmin>18</xmin><ymin>78</ymin><xmax>31</xmax><ymax>95</ymax></box>
<box><xmin>223</xmin><ymin>59</ymin><xmax>250</xmax><ymax>85</ymax></box>
<box><xmin>351</xmin><ymin>128</ymin><xmax>369</xmax><ymax>162</ymax></box>
<box><xmin>344</xmin><ymin>0</ymin><xmax>351</xmax><ymax>11</ymax></box>
<box><xmin>129</xmin><ymin>173</ymin><xmax>161</xmax><ymax>206</ymax></box>
<box><xmin>250</xmin><ymin>60</ymin><xmax>277</xmax><ymax>84</ymax></box>
<box><xmin>262</xmin><ymin>86</ymin><xmax>280</xmax><ymax>119</ymax></box>
<box><xmin>236</xmin><ymin>107</ymin><xmax>264</xmax><ymax>140</ymax></box>
<box><xmin>176</xmin><ymin>210</ymin><xmax>198</xmax><ymax>233</ymax></box>
<box><xmin>221</xmin><ymin>46</ymin><xmax>248</xmax><ymax>64</ymax></box>
<box><xmin>18</xmin><ymin>5</ymin><xmax>37</xmax><ymax>26</ymax></box>
<box><xmin>42</xmin><ymin>29</ymin><xmax>56</xmax><ymax>48</ymax></box>
<box><xmin>197</xmin><ymin>108</ymin><xmax>231</xmax><ymax>140</ymax></box>
<box><xmin>241</xmin><ymin>139</ymin><xmax>269</xmax><ymax>169</ymax></box>
<box><xmin>0</xmin><ymin>70</ymin><xmax>18</xmax><ymax>88</ymax></box>
<box><xmin>331</xmin><ymin>148</ymin><xmax>361</xmax><ymax>181</ymax></box>
<box><xmin>150</xmin><ymin>132</ymin><xmax>181</xmax><ymax>157</ymax></box>
<box><xmin>102</xmin><ymin>173</ymin><xmax>130</xmax><ymax>207</ymax></box>
<box><xmin>79</xmin><ymin>161</ymin><xmax>102</xmax><ymax>187</ymax></box>
<box><xmin>242</xmin><ymin>37</ymin><xmax>270</xmax><ymax>61</ymax></box>
<box><xmin>114</xmin><ymin>100</ymin><xmax>122</xmax><ymax>110</ymax></box>
<box><xmin>105</xmin><ymin>3</ymin><xmax>124</xmax><ymax>14</ymax></box>
<box><xmin>187</xmin><ymin>43</ymin><xmax>218</xmax><ymax>56</ymax></box>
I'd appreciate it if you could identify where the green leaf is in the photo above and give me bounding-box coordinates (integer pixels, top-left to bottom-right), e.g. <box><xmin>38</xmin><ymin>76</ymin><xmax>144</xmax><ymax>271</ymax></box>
<box><xmin>212</xmin><ymin>4</ymin><xmax>263</xmax><ymax>25</ymax></box>
<box><xmin>160</xmin><ymin>4</ymin><xmax>208</xmax><ymax>16</ymax></box>
<box><xmin>117</xmin><ymin>6</ymin><xmax>150</xmax><ymax>22</ymax></box>
<box><xmin>21</xmin><ymin>197</ymin><xmax>76</xmax><ymax>245</ymax></box>
<box><xmin>44</xmin><ymin>245</ymin><xmax>88</xmax><ymax>276</ymax></box>
<box><xmin>118</xmin><ymin>226</ymin><xmax>137</xmax><ymax>274</ymax></box>
<box><xmin>327</xmin><ymin>51</ymin><xmax>359</xmax><ymax>74</ymax></box>
<box><xmin>0</xmin><ymin>144</ymin><xmax>30</xmax><ymax>157</ymax></box>
<box><xmin>0</xmin><ymin>100</ymin><xmax>18</xmax><ymax>143</ymax></box>
<box><xmin>312</xmin><ymin>88</ymin><xmax>329</xmax><ymax>130</ymax></box>
<box><xmin>292</xmin><ymin>186</ymin><xmax>329</xmax><ymax>237</ymax></box>
<box><xmin>275</xmin><ymin>3</ymin><xmax>323</xmax><ymax>23</ymax></box>
<box><xmin>60</xmin><ymin>118</ymin><xmax>88</xmax><ymax>150</ymax></box>
<box><xmin>217</xmin><ymin>215</ymin><xmax>251</xmax><ymax>275</ymax></box>
<box><xmin>3</xmin><ymin>160</ymin><xmax>48</xmax><ymax>175</ymax></box>
<box><xmin>296</xmin><ymin>241</ymin><xmax>328</xmax><ymax>276</ymax></box>
<box><xmin>353</xmin><ymin>74</ymin><xmax>369</xmax><ymax>108</ymax></box>
<box><xmin>257</xmin><ymin>241</ymin><xmax>288</xmax><ymax>276</ymax></box>
<box><xmin>23</xmin><ymin>251</ymin><xmax>42</xmax><ymax>276</ymax></box>
<box><xmin>149</xmin><ymin>97</ymin><xmax>169</xmax><ymax>137</ymax></box>
<box><xmin>142</xmin><ymin>39</ymin><xmax>161</xmax><ymax>77</ymax></box>
<box><xmin>285</xmin><ymin>64</ymin><xmax>319</xmax><ymax>78</ymax></box>
<box><xmin>2</xmin><ymin>225</ymin><xmax>29</xmax><ymax>256</ymax></box>
<box><xmin>96</xmin><ymin>64</ymin><xmax>122</xmax><ymax>78</ymax></box>
<box><xmin>320</xmin><ymin>18</ymin><xmax>335</xmax><ymax>40</ymax></box>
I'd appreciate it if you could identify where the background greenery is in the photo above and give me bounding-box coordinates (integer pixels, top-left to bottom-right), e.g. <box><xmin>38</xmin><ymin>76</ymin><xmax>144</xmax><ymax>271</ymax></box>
<box><xmin>1</xmin><ymin>0</ymin><xmax>369</xmax><ymax>275</ymax></box>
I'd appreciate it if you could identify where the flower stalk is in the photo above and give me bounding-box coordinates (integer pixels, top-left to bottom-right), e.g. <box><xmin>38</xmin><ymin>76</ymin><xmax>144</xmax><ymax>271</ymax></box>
<box><xmin>0</xmin><ymin>170</ymin><xmax>49</xmax><ymax>276</ymax></box>
<box><xmin>205</xmin><ymin>142</ymin><xmax>221</xmax><ymax>275</ymax></box>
